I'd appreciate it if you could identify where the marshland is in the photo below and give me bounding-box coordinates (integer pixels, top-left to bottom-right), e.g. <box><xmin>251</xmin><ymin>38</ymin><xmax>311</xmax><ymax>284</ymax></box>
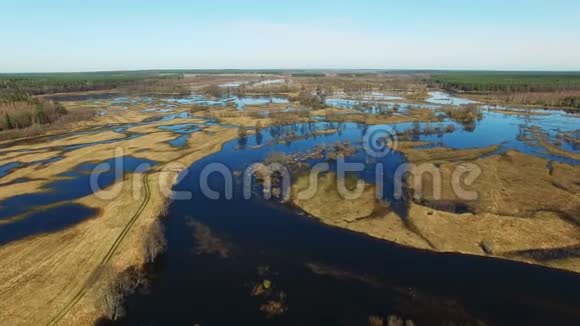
<box><xmin>0</xmin><ymin>70</ymin><xmax>578</xmax><ymax>325</ymax></box>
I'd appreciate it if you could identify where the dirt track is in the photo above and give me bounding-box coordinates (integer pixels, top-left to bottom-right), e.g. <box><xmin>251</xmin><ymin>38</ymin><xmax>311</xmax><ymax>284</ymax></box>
<box><xmin>47</xmin><ymin>172</ymin><xmax>152</xmax><ymax>325</ymax></box>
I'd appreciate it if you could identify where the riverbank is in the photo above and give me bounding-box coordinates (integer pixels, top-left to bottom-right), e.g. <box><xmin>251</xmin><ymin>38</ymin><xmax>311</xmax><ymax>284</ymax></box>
<box><xmin>288</xmin><ymin>145</ymin><xmax>580</xmax><ymax>274</ymax></box>
<box><xmin>0</xmin><ymin>75</ymin><xmax>578</xmax><ymax>324</ymax></box>
<box><xmin>0</xmin><ymin>95</ymin><xmax>240</xmax><ymax>324</ymax></box>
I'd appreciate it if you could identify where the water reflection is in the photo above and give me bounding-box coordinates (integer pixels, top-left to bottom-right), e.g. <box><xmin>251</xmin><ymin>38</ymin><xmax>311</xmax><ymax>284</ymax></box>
<box><xmin>0</xmin><ymin>204</ymin><xmax>96</xmax><ymax>245</ymax></box>
<box><xmin>0</xmin><ymin>156</ymin><xmax>157</xmax><ymax>220</ymax></box>
<box><xmin>116</xmin><ymin>129</ymin><xmax>580</xmax><ymax>325</ymax></box>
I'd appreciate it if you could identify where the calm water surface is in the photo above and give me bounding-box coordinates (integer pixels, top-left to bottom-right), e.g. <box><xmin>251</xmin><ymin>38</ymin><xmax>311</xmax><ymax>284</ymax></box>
<box><xmin>114</xmin><ymin>129</ymin><xmax>580</xmax><ymax>325</ymax></box>
<box><xmin>1</xmin><ymin>92</ymin><xmax>578</xmax><ymax>325</ymax></box>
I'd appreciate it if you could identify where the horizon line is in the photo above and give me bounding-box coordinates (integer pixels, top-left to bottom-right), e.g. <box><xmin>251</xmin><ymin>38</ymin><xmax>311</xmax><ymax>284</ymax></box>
<box><xmin>2</xmin><ymin>68</ymin><xmax>580</xmax><ymax>75</ymax></box>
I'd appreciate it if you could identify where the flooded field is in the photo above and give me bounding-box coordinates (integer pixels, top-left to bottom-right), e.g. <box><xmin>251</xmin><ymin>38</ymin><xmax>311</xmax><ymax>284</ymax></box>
<box><xmin>0</xmin><ymin>86</ymin><xmax>578</xmax><ymax>325</ymax></box>
<box><xmin>116</xmin><ymin>121</ymin><xmax>580</xmax><ymax>325</ymax></box>
<box><xmin>3</xmin><ymin>0</ymin><xmax>580</xmax><ymax>323</ymax></box>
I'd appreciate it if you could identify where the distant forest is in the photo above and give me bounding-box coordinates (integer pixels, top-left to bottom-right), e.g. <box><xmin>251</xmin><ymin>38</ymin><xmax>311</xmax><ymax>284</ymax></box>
<box><xmin>426</xmin><ymin>72</ymin><xmax>580</xmax><ymax>108</ymax></box>
<box><xmin>1</xmin><ymin>69</ymin><xmax>579</xmax><ymax>110</ymax></box>
<box><xmin>427</xmin><ymin>72</ymin><xmax>580</xmax><ymax>93</ymax></box>
<box><xmin>0</xmin><ymin>71</ymin><xmax>184</xmax><ymax>96</ymax></box>
<box><xmin>0</xmin><ymin>71</ymin><xmax>187</xmax><ymax>137</ymax></box>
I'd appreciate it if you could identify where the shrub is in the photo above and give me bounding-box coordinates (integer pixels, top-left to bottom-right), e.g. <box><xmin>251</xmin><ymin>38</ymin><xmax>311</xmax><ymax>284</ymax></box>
<box><xmin>255</xmin><ymin>120</ymin><xmax>263</xmax><ymax>133</ymax></box>
<box><xmin>441</xmin><ymin>104</ymin><xmax>482</xmax><ymax>131</ymax></box>
<box><xmin>97</xmin><ymin>266</ymin><xmax>147</xmax><ymax>321</ymax></box>
<box><xmin>290</xmin><ymin>90</ymin><xmax>326</xmax><ymax>109</ymax></box>
<box><xmin>0</xmin><ymin>98</ymin><xmax>68</xmax><ymax>131</ymax></box>
<box><xmin>142</xmin><ymin>220</ymin><xmax>167</xmax><ymax>263</ymax></box>
<box><xmin>238</xmin><ymin>126</ymin><xmax>247</xmax><ymax>138</ymax></box>
<box><xmin>200</xmin><ymin>85</ymin><xmax>227</xmax><ymax>98</ymax></box>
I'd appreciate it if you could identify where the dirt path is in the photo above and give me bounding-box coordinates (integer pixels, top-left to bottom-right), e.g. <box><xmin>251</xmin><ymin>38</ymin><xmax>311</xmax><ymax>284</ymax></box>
<box><xmin>46</xmin><ymin>172</ymin><xmax>152</xmax><ymax>325</ymax></box>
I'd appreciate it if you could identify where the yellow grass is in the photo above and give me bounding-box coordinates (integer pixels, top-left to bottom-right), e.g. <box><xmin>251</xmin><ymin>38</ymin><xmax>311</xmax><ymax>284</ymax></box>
<box><xmin>0</xmin><ymin>117</ymin><xmax>238</xmax><ymax>324</ymax></box>
<box><xmin>537</xmin><ymin>138</ymin><xmax>580</xmax><ymax>161</ymax></box>
<box><xmin>397</xmin><ymin>144</ymin><xmax>501</xmax><ymax>164</ymax></box>
<box><xmin>289</xmin><ymin>149</ymin><xmax>580</xmax><ymax>274</ymax></box>
<box><xmin>410</xmin><ymin>150</ymin><xmax>579</xmax><ymax>220</ymax></box>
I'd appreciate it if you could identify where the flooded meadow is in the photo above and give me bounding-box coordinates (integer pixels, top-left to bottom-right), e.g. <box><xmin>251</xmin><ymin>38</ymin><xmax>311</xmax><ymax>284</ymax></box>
<box><xmin>1</xmin><ymin>85</ymin><xmax>578</xmax><ymax>325</ymax></box>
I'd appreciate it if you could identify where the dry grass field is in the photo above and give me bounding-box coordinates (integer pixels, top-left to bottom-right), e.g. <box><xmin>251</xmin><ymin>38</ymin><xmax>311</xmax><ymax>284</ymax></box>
<box><xmin>290</xmin><ymin>146</ymin><xmax>580</xmax><ymax>274</ymax></box>
<box><xmin>0</xmin><ymin>97</ymin><xmax>240</xmax><ymax>324</ymax></box>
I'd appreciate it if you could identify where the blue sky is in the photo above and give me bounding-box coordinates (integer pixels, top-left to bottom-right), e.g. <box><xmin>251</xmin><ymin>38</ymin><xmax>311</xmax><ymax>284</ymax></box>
<box><xmin>1</xmin><ymin>0</ymin><xmax>579</xmax><ymax>72</ymax></box>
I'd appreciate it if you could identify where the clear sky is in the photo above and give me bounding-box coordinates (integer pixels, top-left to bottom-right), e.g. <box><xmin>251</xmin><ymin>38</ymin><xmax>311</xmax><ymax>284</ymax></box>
<box><xmin>1</xmin><ymin>0</ymin><xmax>579</xmax><ymax>72</ymax></box>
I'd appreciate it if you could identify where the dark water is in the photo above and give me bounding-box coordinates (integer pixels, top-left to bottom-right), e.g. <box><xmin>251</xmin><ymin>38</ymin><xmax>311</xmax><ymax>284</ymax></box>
<box><xmin>110</xmin><ymin>131</ymin><xmax>580</xmax><ymax>326</ymax></box>
<box><xmin>0</xmin><ymin>155</ymin><xmax>156</xmax><ymax>244</ymax></box>
<box><xmin>0</xmin><ymin>204</ymin><xmax>96</xmax><ymax>245</ymax></box>
<box><xmin>45</xmin><ymin>92</ymin><xmax>122</xmax><ymax>102</ymax></box>
<box><xmin>0</xmin><ymin>162</ymin><xmax>21</xmax><ymax>178</ymax></box>
<box><xmin>0</xmin><ymin>91</ymin><xmax>577</xmax><ymax>324</ymax></box>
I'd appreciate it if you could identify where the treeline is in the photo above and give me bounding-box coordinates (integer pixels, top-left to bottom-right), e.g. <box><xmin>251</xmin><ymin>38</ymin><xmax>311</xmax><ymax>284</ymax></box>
<box><xmin>0</xmin><ymin>92</ymin><xmax>96</xmax><ymax>140</ymax></box>
<box><xmin>0</xmin><ymin>97</ymin><xmax>67</xmax><ymax>131</ymax></box>
<box><xmin>199</xmin><ymin>83</ymin><xmax>299</xmax><ymax>98</ymax></box>
<box><xmin>336</xmin><ymin>72</ymin><xmax>376</xmax><ymax>77</ymax></box>
<box><xmin>234</xmin><ymin>83</ymin><xmax>300</xmax><ymax>95</ymax></box>
<box><xmin>298</xmin><ymin>75</ymin><xmax>423</xmax><ymax>95</ymax></box>
<box><xmin>0</xmin><ymin>71</ymin><xmax>183</xmax><ymax>96</ymax></box>
<box><xmin>490</xmin><ymin>91</ymin><xmax>580</xmax><ymax>109</ymax></box>
<box><xmin>427</xmin><ymin>72</ymin><xmax>580</xmax><ymax>93</ymax></box>
<box><xmin>427</xmin><ymin>72</ymin><xmax>580</xmax><ymax>109</ymax></box>
<box><xmin>291</xmin><ymin>73</ymin><xmax>326</xmax><ymax>77</ymax></box>
<box><xmin>117</xmin><ymin>77</ymin><xmax>190</xmax><ymax>95</ymax></box>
